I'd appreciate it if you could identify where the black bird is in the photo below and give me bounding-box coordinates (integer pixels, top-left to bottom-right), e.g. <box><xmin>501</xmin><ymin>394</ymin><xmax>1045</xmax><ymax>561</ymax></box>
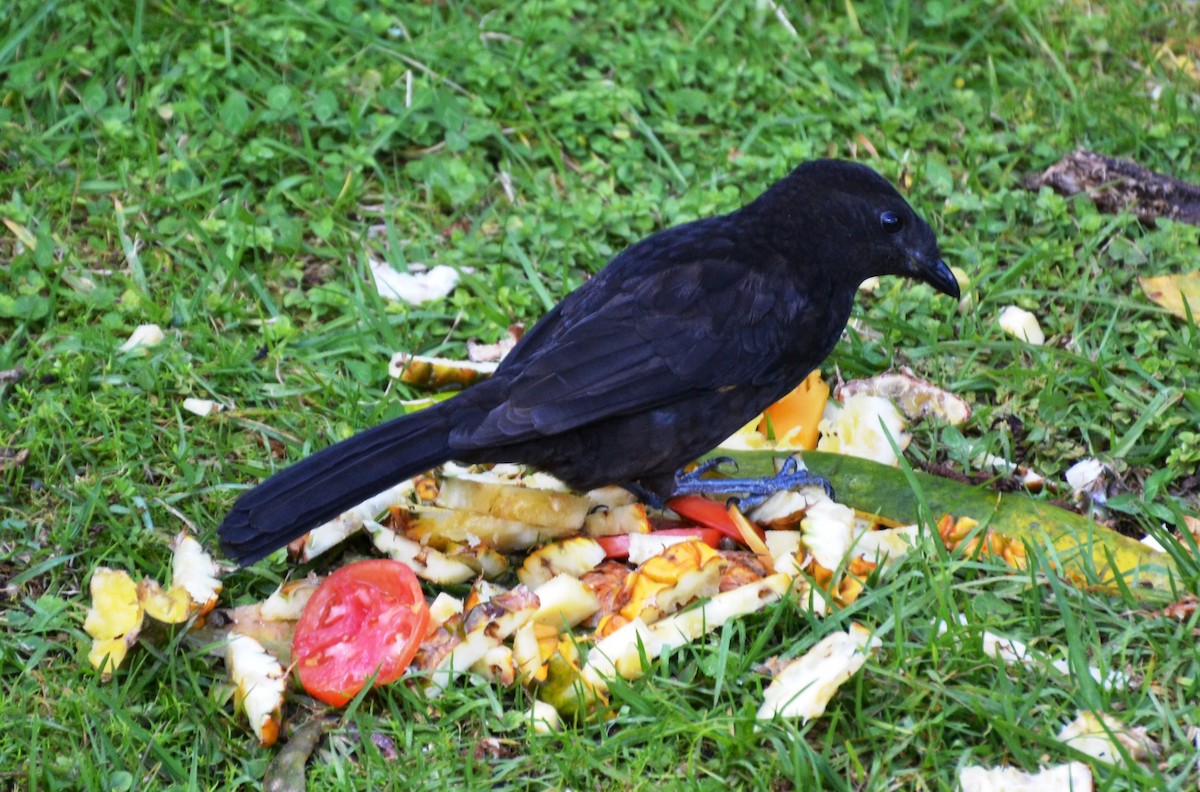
<box><xmin>220</xmin><ymin>160</ymin><xmax>959</xmax><ymax>564</ymax></box>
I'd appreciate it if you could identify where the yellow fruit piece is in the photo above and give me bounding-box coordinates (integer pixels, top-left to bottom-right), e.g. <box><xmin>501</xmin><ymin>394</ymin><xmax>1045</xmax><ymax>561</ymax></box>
<box><xmin>618</xmin><ymin>540</ymin><xmax>725</xmax><ymax>624</ymax></box>
<box><xmin>518</xmin><ymin>536</ymin><xmax>606</xmax><ymax>589</ymax></box>
<box><xmin>512</xmin><ymin>621</ymin><xmax>561</xmax><ymax>684</ymax></box>
<box><xmin>389</xmin><ymin>353</ymin><xmax>497</xmax><ymax>390</ymax></box>
<box><xmin>997</xmin><ymin>305</ymin><xmax>1045</xmax><ymax>345</ymax></box>
<box><xmin>138</xmin><ymin>579</ymin><xmax>192</xmax><ymax>624</ymax></box>
<box><xmin>87</xmin><ymin>638</ymin><xmax>131</xmax><ymax>674</ymax></box>
<box><xmin>537</xmin><ymin>649</ymin><xmax>607</xmax><ymax>719</ymax></box>
<box><xmin>759</xmin><ymin>370</ymin><xmax>829</xmax><ymax>449</ymax></box>
<box><xmin>437</xmin><ymin>477</ymin><xmax>591</xmax><ymax>532</ymax></box>
<box><xmin>84</xmin><ymin>567</ymin><xmax>144</xmax><ymax>675</ymax></box>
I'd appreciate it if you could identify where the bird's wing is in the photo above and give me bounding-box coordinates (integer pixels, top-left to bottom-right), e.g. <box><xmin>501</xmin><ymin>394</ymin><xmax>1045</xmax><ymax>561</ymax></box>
<box><xmin>458</xmin><ymin>254</ymin><xmax>804</xmax><ymax>446</ymax></box>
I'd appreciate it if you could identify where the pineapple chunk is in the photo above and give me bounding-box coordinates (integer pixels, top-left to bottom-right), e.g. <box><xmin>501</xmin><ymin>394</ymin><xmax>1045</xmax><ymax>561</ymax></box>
<box><xmin>436</xmin><ymin>476</ymin><xmax>590</xmax><ymax>531</ymax></box>
<box><xmin>817</xmin><ymin>394</ymin><xmax>910</xmax><ymax>467</ymax></box>
<box><xmin>431</xmin><ymin>586</ymin><xmax>539</xmax><ymax>691</ymax></box>
<box><xmin>226</xmin><ymin>634</ymin><xmax>287</xmax><ymax>746</ymax></box>
<box><xmin>171</xmin><ymin>533</ymin><xmax>221</xmax><ymax>615</ymax></box>
<box><xmin>367</xmin><ymin>520</ymin><xmax>477</xmax><ymax>584</ymax></box>
<box><xmin>583</xmin><ymin>573</ymin><xmax>793</xmax><ymax>690</ymax></box>
<box><xmin>471</xmin><ymin>645</ymin><xmax>517</xmax><ymax>685</ymax></box>
<box><xmin>800</xmin><ymin>499</ymin><xmax>858</xmax><ymax>570</ymax></box>
<box><xmin>404</xmin><ymin>506</ymin><xmax>579</xmax><ymax>553</ymax></box>
<box><xmin>626</xmin><ymin>533</ymin><xmax>694</xmax><ymax>566</ymax></box>
<box><xmin>531</xmin><ymin>574</ymin><xmax>601</xmax><ymax>629</ymax></box>
<box><xmin>582</xmin><ymin>502</ymin><xmax>651</xmax><ymax>538</ymax></box>
<box><xmin>432</xmin><ymin>539</ymin><xmax>509</xmax><ymax>579</ymax></box>
<box><xmin>518</xmin><ymin>537</ymin><xmax>607</xmax><ymax>589</ymax></box>
<box><xmin>511</xmin><ymin>620</ymin><xmax>560</xmax><ymax>683</ymax></box>
<box><xmin>763</xmin><ymin>530</ymin><xmax>805</xmax><ymax>577</ymax></box>
<box><xmin>428</xmin><ymin>592</ymin><xmax>465</xmax><ymax>628</ymax></box>
<box><xmin>836</xmin><ymin>369</ymin><xmax>971</xmax><ymax>425</ymax></box>
<box><xmin>288</xmin><ymin>479</ymin><xmax>415</xmax><ymax>562</ymax></box>
<box><xmin>757</xmin><ymin>622</ymin><xmax>880</xmax><ymax>722</ymax></box>
<box><xmin>259</xmin><ymin>576</ymin><xmax>322</xmax><ymax>621</ymax></box>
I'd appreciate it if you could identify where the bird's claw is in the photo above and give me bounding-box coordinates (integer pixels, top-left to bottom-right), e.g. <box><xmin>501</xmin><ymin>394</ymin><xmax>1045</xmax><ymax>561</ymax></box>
<box><xmin>676</xmin><ymin>456</ymin><xmax>739</xmax><ymax>483</ymax></box>
<box><xmin>669</xmin><ymin>455</ymin><xmax>834</xmax><ymax>510</ymax></box>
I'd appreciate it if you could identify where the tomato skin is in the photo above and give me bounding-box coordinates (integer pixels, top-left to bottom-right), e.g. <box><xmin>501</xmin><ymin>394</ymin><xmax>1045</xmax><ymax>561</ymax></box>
<box><xmin>595</xmin><ymin>527</ymin><xmax>723</xmax><ymax>560</ymax></box>
<box><xmin>665</xmin><ymin>495</ymin><xmax>765</xmax><ymax>544</ymax></box>
<box><xmin>293</xmin><ymin>559</ymin><xmax>430</xmax><ymax>707</ymax></box>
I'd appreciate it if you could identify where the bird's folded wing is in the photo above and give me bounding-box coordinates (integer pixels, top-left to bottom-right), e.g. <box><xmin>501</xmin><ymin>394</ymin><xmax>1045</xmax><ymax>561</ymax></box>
<box><xmin>459</xmin><ymin>261</ymin><xmax>799</xmax><ymax>445</ymax></box>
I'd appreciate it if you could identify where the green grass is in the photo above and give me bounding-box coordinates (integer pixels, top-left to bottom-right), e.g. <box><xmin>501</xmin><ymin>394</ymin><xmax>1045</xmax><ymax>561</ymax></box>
<box><xmin>2</xmin><ymin>0</ymin><xmax>1199</xmax><ymax>788</ymax></box>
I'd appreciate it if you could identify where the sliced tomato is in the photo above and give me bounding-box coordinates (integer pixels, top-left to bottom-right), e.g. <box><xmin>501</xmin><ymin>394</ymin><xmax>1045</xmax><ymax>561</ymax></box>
<box><xmin>665</xmin><ymin>495</ymin><xmax>765</xmax><ymax>544</ymax></box>
<box><xmin>293</xmin><ymin>559</ymin><xmax>430</xmax><ymax>707</ymax></box>
<box><xmin>596</xmin><ymin>527</ymin><xmax>724</xmax><ymax>560</ymax></box>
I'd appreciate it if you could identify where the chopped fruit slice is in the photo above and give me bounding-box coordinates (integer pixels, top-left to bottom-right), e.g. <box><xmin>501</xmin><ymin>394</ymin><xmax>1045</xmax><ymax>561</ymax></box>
<box><xmin>389</xmin><ymin>353</ymin><xmax>497</xmax><ymax>390</ymax></box>
<box><xmin>997</xmin><ymin>305</ymin><xmax>1045</xmax><ymax>345</ymax></box>
<box><xmin>84</xmin><ymin>568</ymin><xmax>144</xmax><ymax>675</ymax></box>
<box><xmin>260</xmin><ymin>576</ymin><xmax>322</xmax><ymax>621</ymax></box>
<box><xmin>292</xmin><ymin>560</ymin><xmax>431</xmax><ymax>707</ymax></box>
<box><xmin>583</xmin><ymin>573</ymin><xmax>793</xmax><ymax>690</ymax></box>
<box><xmin>431</xmin><ymin>586</ymin><xmax>539</xmax><ymax>691</ymax></box>
<box><xmin>756</xmin><ymin>623</ymin><xmax>880</xmax><ymax>722</ymax></box>
<box><xmin>530</xmin><ymin>574</ymin><xmax>601</xmax><ymax>629</ymax></box>
<box><xmin>618</xmin><ymin>540</ymin><xmax>727</xmax><ymax>626</ymax></box>
<box><xmin>666</xmin><ymin>495</ymin><xmax>765</xmax><ymax>544</ymax></box>
<box><xmin>518</xmin><ymin>537</ymin><xmax>607</xmax><ymax>589</ymax></box>
<box><xmin>759</xmin><ymin>370</ymin><xmax>830</xmax><ymax>449</ymax></box>
<box><xmin>436</xmin><ymin>476</ymin><xmax>591</xmax><ymax>531</ymax></box>
<box><xmin>817</xmin><ymin>394</ymin><xmax>910</xmax><ymax>466</ymax></box>
<box><xmin>835</xmin><ymin>369</ymin><xmax>971</xmax><ymax>425</ymax></box>
<box><xmin>595</xmin><ymin>528</ymin><xmax>723</xmax><ymax>561</ymax></box>
<box><xmin>368</xmin><ymin>520</ymin><xmax>478</xmax><ymax>584</ymax></box>
<box><xmin>527</xmin><ymin>701</ymin><xmax>562</xmax><ymax>734</ymax></box>
<box><xmin>402</xmin><ymin>506</ymin><xmax>581</xmax><ymax>553</ymax></box>
<box><xmin>171</xmin><ymin>532</ymin><xmax>222</xmax><ymax>616</ymax></box>
<box><xmin>226</xmin><ymin>634</ymin><xmax>287</xmax><ymax>746</ymax></box>
<box><xmin>138</xmin><ymin>579</ymin><xmax>192</xmax><ymax>624</ymax></box>
<box><xmin>582</xmin><ymin>502</ymin><xmax>651</xmax><ymax>538</ymax></box>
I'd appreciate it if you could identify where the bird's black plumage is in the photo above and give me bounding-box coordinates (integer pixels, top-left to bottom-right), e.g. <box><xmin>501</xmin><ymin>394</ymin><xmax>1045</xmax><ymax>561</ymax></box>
<box><xmin>220</xmin><ymin>159</ymin><xmax>958</xmax><ymax>564</ymax></box>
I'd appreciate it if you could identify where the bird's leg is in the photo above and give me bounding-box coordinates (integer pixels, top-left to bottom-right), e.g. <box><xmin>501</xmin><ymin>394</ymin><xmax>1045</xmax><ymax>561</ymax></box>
<box><xmin>620</xmin><ymin>481</ymin><xmax>668</xmax><ymax>510</ymax></box>
<box><xmin>670</xmin><ymin>456</ymin><xmax>834</xmax><ymax>510</ymax></box>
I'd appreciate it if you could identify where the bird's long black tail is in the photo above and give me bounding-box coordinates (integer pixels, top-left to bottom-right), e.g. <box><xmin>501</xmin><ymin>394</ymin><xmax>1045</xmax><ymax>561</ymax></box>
<box><xmin>219</xmin><ymin>406</ymin><xmax>455</xmax><ymax>564</ymax></box>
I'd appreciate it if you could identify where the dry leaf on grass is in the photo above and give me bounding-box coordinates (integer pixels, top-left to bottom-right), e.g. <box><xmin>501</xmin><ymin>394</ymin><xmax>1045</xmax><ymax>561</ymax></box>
<box><xmin>1139</xmin><ymin>271</ymin><xmax>1200</xmax><ymax>320</ymax></box>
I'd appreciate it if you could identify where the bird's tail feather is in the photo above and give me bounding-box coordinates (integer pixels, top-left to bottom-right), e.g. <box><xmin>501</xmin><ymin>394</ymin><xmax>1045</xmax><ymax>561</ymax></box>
<box><xmin>218</xmin><ymin>408</ymin><xmax>453</xmax><ymax>564</ymax></box>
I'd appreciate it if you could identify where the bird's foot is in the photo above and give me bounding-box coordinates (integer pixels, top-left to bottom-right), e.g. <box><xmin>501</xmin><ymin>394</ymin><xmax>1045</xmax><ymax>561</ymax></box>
<box><xmin>670</xmin><ymin>456</ymin><xmax>834</xmax><ymax>510</ymax></box>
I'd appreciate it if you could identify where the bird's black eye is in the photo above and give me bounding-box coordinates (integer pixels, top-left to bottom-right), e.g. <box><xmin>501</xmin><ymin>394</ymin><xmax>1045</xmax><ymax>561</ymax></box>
<box><xmin>880</xmin><ymin>210</ymin><xmax>904</xmax><ymax>233</ymax></box>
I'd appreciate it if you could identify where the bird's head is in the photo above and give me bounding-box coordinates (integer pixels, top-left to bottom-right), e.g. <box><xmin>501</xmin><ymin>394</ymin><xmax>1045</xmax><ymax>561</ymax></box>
<box><xmin>753</xmin><ymin>159</ymin><xmax>960</xmax><ymax>300</ymax></box>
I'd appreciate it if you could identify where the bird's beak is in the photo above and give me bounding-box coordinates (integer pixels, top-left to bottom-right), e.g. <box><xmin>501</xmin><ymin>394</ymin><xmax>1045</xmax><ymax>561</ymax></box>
<box><xmin>916</xmin><ymin>256</ymin><xmax>960</xmax><ymax>300</ymax></box>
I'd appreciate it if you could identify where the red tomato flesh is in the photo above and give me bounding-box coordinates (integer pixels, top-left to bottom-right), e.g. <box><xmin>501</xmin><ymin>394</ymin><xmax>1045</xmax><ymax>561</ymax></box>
<box><xmin>666</xmin><ymin>495</ymin><xmax>766</xmax><ymax>544</ymax></box>
<box><xmin>293</xmin><ymin>559</ymin><xmax>430</xmax><ymax>707</ymax></box>
<box><xmin>596</xmin><ymin>527</ymin><xmax>724</xmax><ymax>560</ymax></box>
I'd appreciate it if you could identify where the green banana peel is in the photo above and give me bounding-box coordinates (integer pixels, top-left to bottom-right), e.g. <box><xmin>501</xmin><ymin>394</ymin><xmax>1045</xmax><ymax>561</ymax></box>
<box><xmin>703</xmin><ymin>449</ymin><xmax>1179</xmax><ymax>596</ymax></box>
